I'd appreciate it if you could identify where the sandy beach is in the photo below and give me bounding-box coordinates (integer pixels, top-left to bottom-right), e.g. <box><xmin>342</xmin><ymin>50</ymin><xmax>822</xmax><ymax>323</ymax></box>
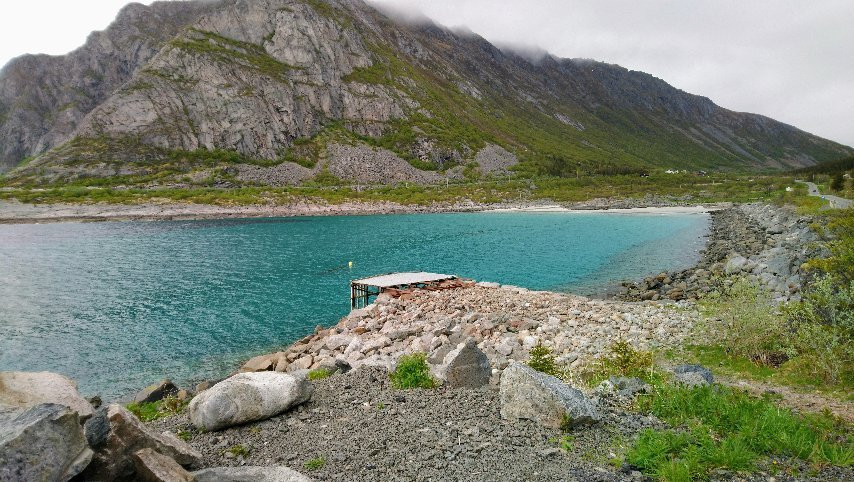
<box><xmin>0</xmin><ymin>199</ymin><xmax>729</xmax><ymax>224</ymax></box>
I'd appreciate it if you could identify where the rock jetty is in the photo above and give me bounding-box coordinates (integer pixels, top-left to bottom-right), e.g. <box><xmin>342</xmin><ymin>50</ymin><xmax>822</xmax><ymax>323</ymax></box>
<box><xmin>619</xmin><ymin>203</ymin><xmax>823</xmax><ymax>302</ymax></box>
<box><xmin>239</xmin><ymin>284</ymin><xmax>698</xmax><ymax>379</ymax></box>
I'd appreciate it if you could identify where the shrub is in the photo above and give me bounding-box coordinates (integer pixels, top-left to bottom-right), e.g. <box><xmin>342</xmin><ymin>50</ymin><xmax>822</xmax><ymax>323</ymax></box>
<box><xmin>390</xmin><ymin>353</ymin><xmax>436</xmax><ymax>389</ymax></box>
<box><xmin>307</xmin><ymin>367</ymin><xmax>332</xmax><ymax>381</ymax></box>
<box><xmin>785</xmin><ymin>274</ymin><xmax>854</xmax><ymax>384</ymax></box>
<box><xmin>700</xmin><ymin>278</ymin><xmax>794</xmax><ymax>366</ymax></box>
<box><xmin>586</xmin><ymin>340</ymin><xmax>658</xmax><ymax>385</ymax></box>
<box><xmin>528</xmin><ymin>344</ymin><xmax>558</xmax><ymax>374</ymax></box>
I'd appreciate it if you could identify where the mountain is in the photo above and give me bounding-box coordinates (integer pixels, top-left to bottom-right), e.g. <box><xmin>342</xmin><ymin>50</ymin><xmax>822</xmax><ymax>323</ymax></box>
<box><xmin>1</xmin><ymin>0</ymin><xmax>851</xmax><ymax>186</ymax></box>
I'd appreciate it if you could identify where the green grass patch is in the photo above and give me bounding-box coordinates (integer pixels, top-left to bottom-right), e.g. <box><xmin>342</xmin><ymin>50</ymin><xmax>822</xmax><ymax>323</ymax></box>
<box><xmin>227</xmin><ymin>444</ymin><xmax>250</xmax><ymax>457</ymax></box>
<box><xmin>126</xmin><ymin>396</ymin><xmax>189</xmax><ymax>422</ymax></box>
<box><xmin>390</xmin><ymin>353</ymin><xmax>436</xmax><ymax>389</ymax></box>
<box><xmin>627</xmin><ymin>384</ymin><xmax>853</xmax><ymax>480</ymax></box>
<box><xmin>304</xmin><ymin>456</ymin><xmax>326</xmax><ymax>470</ymax></box>
<box><xmin>307</xmin><ymin>367</ymin><xmax>332</xmax><ymax>380</ymax></box>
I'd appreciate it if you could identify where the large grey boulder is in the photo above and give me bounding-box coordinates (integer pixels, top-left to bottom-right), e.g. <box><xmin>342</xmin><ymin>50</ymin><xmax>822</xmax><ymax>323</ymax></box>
<box><xmin>132</xmin><ymin>448</ymin><xmax>194</xmax><ymax>482</ymax></box>
<box><xmin>0</xmin><ymin>403</ymin><xmax>93</xmax><ymax>482</ymax></box>
<box><xmin>434</xmin><ymin>339</ymin><xmax>491</xmax><ymax>388</ymax></box>
<box><xmin>193</xmin><ymin>466</ymin><xmax>313</xmax><ymax>482</ymax></box>
<box><xmin>0</xmin><ymin>371</ymin><xmax>94</xmax><ymax>419</ymax></box>
<box><xmin>188</xmin><ymin>371</ymin><xmax>312</xmax><ymax>431</ymax></box>
<box><xmin>499</xmin><ymin>362</ymin><xmax>599</xmax><ymax>429</ymax></box>
<box><xmin>81</xmin><ymin>404</ymin><xmax>202</xmax><ymax>481</ymax></box>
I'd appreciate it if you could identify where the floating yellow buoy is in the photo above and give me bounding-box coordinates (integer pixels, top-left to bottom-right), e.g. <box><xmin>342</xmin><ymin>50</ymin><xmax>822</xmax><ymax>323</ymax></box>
<box><xmin>348</xmin><ymin>261</ymin><xmax>353</xmax><ymax>268</ymax></box>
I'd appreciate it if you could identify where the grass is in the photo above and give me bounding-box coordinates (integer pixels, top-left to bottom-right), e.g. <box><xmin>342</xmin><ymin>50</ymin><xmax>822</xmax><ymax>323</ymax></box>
<box><xmin>304</xmin><ymin>456</ymin><xmax>326</xmax><ymax>471</ymax></box>
<box><xmin>227</xmin><ymin>444</ymin><xmax>250</xmax><ymax>458</ymax></box>
<box><xmin>672</xmin><ymin>345</ymin><xmax>852</xmax><ymax>401</ymax></box>
<box><xmin>0</xmin><ymin>172</ymin><xmax>808</xmax><ymax>208</ymax></box>
<box><xmin>126</xmin><ymin>396</ymin><xmax>189</xmax><ymax>422</ymax></box>
<box><xmin>307</xmin><ymin>367</ymin><xmax>332</xmax><ymax>380</ymax></box>
<box><xmin>626</xmin><ymin>384</ymin><xmax>853</xmax><ymax>481</ymax></box>
<box><xmin>390</xmin><ymin>353</ymin><xmax>436</xmax><ymax>389</ymax></box>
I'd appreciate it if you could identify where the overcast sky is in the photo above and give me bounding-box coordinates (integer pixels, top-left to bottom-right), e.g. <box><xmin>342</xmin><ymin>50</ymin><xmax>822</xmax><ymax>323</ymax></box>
<box><xmin>2</xmin><ymin>0</ymin><xmax>851</xmax><ymax>146</ymax></box>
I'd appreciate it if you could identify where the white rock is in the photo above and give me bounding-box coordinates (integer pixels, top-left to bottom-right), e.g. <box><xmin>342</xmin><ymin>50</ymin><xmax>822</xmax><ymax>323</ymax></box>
<box><xmin>189</xmin><ymin>372</ymin><xmax>312</xmax><ymax>431</ymax></box>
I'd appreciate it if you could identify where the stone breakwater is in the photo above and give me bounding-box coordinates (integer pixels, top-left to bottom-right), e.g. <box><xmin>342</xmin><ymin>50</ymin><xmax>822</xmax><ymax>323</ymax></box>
<box><xmin>240</xmin><ymin>285</ymin><xmax>699</xmax><ymax>377</ymax></box>
<box><xmin>618</xmin><ymin>203</ymin><xmax>823</xmax><ymax>302</ymax></box>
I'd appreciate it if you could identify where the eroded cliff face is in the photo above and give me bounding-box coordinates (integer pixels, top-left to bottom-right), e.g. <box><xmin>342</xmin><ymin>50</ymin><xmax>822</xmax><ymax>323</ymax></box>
<box><xmin>1</xmin><ymin>0</ymin><xmax>851</xmax><ymax>182</ymax></box>
<box><xmin>0</xmin><ymin>1</ymin><xmax>220</xmax><ymax>172</ymax></box>
<box><xmin>77</xmin><ymin>0</ymin><xmax>410</xmax><ymax>160</ymax></box>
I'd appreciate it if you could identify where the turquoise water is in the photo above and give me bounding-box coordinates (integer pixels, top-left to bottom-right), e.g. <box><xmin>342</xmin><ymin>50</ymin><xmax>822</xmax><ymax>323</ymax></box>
<box><xmin>0</xmin><ymin>212</ymin><xmax>707</xmax><ymax>399</ymax></box>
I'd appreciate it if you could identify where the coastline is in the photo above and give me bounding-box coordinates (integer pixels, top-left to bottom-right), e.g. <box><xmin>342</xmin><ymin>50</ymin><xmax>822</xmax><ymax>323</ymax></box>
<box><xmin>0</xmin><ymin>198</ymin><xmax>728</xmax><ymax>224</ymax></box>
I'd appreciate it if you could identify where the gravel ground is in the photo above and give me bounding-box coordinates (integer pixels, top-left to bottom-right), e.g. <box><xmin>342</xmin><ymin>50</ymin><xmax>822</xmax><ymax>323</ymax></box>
<box><xmin>151</xmin><ymin>369</ymin><xmax>852</xmax><ymax>482</ymax></box>
<box><xmin>153</xmin><ymin>367</ymin><xmax>660</xmax><ymax>481</ymax></box>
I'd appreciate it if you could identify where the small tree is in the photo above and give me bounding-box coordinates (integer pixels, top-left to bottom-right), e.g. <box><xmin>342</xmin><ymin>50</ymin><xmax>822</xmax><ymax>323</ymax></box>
<box><xmin>830</xmin><ymin>172</ymin><xmax>844</xmax><ymax>192</ymax></box>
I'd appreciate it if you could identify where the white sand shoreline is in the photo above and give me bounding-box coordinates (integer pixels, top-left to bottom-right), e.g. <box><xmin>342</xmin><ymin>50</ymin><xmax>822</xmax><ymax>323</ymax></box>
<box><xmin>485</xmin><ymin>204</ymin><xmax>726</xmax><ymax>215</ymax></box>
<box><xmin>0</xmin><ymin>199</ymin><xmax>728</xmax><ymax>224</ymax></box>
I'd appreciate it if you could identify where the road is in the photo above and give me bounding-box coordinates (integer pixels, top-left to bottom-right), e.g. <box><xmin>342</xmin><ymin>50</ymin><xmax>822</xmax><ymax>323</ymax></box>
<box><xmin>795</xmin><ymin>180</ymin><xmax>853</xmax><ymax>209</ymax></box>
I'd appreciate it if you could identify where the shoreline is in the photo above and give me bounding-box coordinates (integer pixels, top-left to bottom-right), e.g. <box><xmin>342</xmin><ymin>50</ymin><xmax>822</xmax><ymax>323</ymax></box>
<box><xmin>0</xmin><ymin>198</ymin><xmax>728</xmax><ymax>224</ymax></box>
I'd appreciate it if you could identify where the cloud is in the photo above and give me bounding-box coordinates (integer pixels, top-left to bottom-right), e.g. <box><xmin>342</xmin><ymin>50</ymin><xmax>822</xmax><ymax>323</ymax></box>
<box><xmin>377</xmin><ymin>0</ymin><xmax>854</xmax><ymax>147</ymax></box>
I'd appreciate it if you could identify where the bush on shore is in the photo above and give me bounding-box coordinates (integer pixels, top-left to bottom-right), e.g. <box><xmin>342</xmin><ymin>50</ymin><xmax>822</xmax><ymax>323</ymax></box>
<box><xmin>390</xmin><ymin>353</ymin><xmax>436</xmax><ymax>389</ymax></box>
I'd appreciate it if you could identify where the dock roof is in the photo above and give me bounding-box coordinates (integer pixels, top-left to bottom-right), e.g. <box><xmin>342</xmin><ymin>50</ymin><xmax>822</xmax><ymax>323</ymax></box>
<box><xmin>352</xmin><ymin>272</ymin><xmax>456</xmax><ymax>288</ymax></box>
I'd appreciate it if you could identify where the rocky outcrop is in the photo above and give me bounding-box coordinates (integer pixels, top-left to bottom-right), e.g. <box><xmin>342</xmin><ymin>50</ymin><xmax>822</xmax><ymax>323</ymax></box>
<box><xmin>192</xmin><ymin>466</ymin><xmax>313</xmax><ymax>482</ymax></box>
<box><xmin>0</xmin><ymin>403</ymin><xmax>93</xmax><ymax>482</ymax></box>
<box><xmin>188</xmin><ymin>371</ymin><xmax>313</xmax><ymax>431</ymax></box>
<box><xmin>81</xmin><ymin>404</ymin><xmax>202</xmax><ymax>481</ymax></box>
<box><xmin>499</xmin><ymin>361</ymin><xmax>599</xmax><ymax>428</ymax></box>
<box><xmin>0</xmin><ymin>371</ymin><xmax>94</xmax><ymax>419</ymax></box>
<box><xmin>0</xmin><ymin>1</ymin><xmax>218</xmax><ymax>172</ymax></box>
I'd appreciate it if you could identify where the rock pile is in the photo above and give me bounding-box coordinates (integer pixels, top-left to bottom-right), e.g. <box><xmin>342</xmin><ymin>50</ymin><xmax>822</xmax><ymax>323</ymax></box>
<box><xmin>619</xmin><ymin>203</ymin><xmax>822</xmax><ymax>302</ymax></box>
<box><xmin>0</xmin><ymin>370</ymin><xmax>314</xmax><ymax>481</ymax></box>
<box><xmin>241</xmin><ymin>284</ymin><xmax>698</xmax><ymax>379</ymax></box>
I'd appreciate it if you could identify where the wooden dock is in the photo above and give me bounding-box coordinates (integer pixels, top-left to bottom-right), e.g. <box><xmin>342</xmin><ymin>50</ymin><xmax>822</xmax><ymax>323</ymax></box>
<box><xmin>350</xmin><ymin>272</ymin><xmax>463</xmax><ymax>308</ymax></box>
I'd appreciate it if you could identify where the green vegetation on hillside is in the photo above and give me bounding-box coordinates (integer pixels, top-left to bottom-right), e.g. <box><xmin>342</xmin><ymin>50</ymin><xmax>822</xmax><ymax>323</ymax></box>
<box><xmin>169</xmin><ymin>28</ymin><xmax>299</xmax><ymax>82</ymax></box>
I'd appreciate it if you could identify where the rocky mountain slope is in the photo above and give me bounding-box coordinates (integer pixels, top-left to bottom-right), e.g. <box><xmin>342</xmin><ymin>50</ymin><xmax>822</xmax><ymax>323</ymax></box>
<box><xmin>1</xmin><ymin>0</ymin><xmax>851</xmax><ymax>185</ymax></box>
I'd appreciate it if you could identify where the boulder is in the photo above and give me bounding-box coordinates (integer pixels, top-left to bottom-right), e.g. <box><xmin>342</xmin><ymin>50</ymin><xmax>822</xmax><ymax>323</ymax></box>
<box><xmin>724</xmin><ymin>255</ymin><xmax>748</xmax><ymax>275</ymax></box>
<box><xmin>608</xmin><ymin>376</ymin><xmax>649</xmax><ymax>398</ymax></box>
<box><xmin>188</xmin><ymin>372</ymin><xmax>312</xmax><ymax>431</ymax></box>
<box><xmin>499</xmin><ymin>362</ymin><xmax>599</xmax><ymax>429</ymax></box>
<box><xmin>81</xmin><ymin>404</ymin><xmax>202</xmax><ymax>480</ymax></box>
<box><xmin>0</xmin><ymin>403</ymin><xmax>93</xmax><ymax>482</ymax></box>
<box><xmin>193</xmin><ymin>466</ymin><xmax>313</xmax><ymax>482</ymax></box>
<box><xmin>0</xmin><ymin>371</ymin><xmax>94</xmax><ymax>419</ymax></box>
<box><xmin>434</xmin><ymin>339</ymin><xmax>491</xmax><ymax>388</ymax></box>
<box><xmin>134</xmin><ymin>379</ymin><xmax>179</xmax><ymax>404</ymax></box>
<box><xmin>132</xmin><ymin>448</ymin><xmax>193</xmax><ymax>482</ymax></box>
<box><xmin>672</xmin><ymin>364</ymin><xmax>714</xmax><ymax>387</ymax></box>
<box><xmin>241</xmin><ymin>354</ymin><xmax>276</xmax><ymax>372</ymax></box>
